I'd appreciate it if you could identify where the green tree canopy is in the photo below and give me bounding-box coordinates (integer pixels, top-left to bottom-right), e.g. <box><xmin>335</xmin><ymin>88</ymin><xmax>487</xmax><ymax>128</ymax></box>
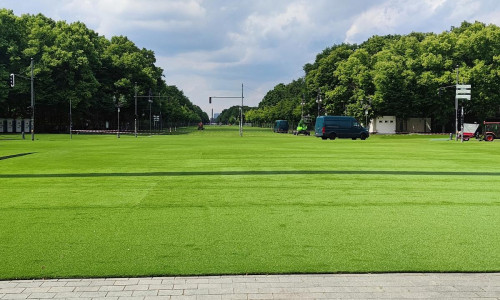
<box><xmin>0</xmin><ymin>9</ymin><xmax>206</xmax><ymax>131</ymax></box>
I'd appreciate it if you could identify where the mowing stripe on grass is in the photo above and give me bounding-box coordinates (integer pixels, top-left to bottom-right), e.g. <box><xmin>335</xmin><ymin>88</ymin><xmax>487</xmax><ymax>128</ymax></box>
<box><xmin>2</xmin><ymin>170</ymin><xmax>500</xmax><ymax>178</ymax></box>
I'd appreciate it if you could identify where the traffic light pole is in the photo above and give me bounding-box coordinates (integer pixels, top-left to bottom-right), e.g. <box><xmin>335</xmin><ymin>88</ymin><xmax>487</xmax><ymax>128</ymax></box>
<box><xmin>209</xmin><ymin>84</ymin><xmax>244</xmax><ymax>137</ymax></box>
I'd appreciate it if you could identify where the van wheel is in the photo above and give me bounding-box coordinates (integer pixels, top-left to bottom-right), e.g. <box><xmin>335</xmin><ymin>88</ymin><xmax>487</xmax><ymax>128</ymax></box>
<box><xmin>485</xmin><ymin>134</ymin><xmax>494</xmax><ymax>142</ymax></box>
<box><xmin>360</xmin><ymin>133</ymin><xmax>367</xmax><ymax>140</ymax></box>
<box><xmin>329</xmin><ymin>133</ymin><xmax>336</xmax><ymax>140</ymax></box>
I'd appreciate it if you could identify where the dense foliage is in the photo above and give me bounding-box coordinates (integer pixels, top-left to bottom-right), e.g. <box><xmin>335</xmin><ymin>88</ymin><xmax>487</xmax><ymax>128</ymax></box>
<box><xmin>0</xmin><ymin>9</ymin><xmax>208</xmax><ymax>132</ymax></box>
<box><xmin>247</xmin><ymin>21</ymin><xmax>500</xmax><ymax>132</ymax></box>
<box><xmin>216</xmin><ymin>105</ymin><xmax>255</xmax><ymax>125</ymax></box>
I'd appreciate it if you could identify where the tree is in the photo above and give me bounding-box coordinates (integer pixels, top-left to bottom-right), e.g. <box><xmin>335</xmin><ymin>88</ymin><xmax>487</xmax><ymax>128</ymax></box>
<box><xmin>0</xmin><ymin>10</ymin><xmax>205</xmax><ymax>131</ymax></box>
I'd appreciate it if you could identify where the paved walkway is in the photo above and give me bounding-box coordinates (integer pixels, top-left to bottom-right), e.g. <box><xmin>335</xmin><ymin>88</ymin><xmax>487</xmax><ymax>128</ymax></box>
<box><xmin>0</xmin><ymin>273</ymin><xmax>498</xmax><ymax>299</ymax></box>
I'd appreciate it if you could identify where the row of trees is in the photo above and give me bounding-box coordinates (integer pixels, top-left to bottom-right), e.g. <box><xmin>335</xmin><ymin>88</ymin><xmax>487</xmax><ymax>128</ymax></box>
<box><xmin>246</xmin><ymin>21</ymin><xmax>500</xmax><ymax>132</ymax></box>
<box><xmin>0</xmin><ymin>9</ymin><xmax>208</xmax><ymax>132</ymax></box>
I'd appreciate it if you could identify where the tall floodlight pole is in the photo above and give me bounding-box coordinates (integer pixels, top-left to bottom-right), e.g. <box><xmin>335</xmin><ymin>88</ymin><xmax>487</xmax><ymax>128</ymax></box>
<box><xmin>316</xmin><ymin>88</ymin><xmax>322</xmax><ymax>117</ymax></box>
<box><xmin>240</xmin><ymin>83</ymin><xmax>243</xmax><ymax>137</ymax></box>
<box><xmin>159</xmin><ymin>93</ymin><xmax>162</xmax><ymax>131</ymax></box>
<box><xmin>301</xmin><ymin>94</ymin><xmax>305</xmax><ymax>119</ymax></box>
<box><xmin>134</xmin><ymin>82</ymin><xmax>138</xmax><ymax>138</ymax></box>
<box><xmin>149</xmin><ymin>89</ymin><xmax>153</xmax><ymax>135</ymax></box>
<box><xmin>69</xmin><ymin>98</ymin><xmax>72</xmax><ymax>140</ymax></box>
<box><xmin>30</xmin><ymin>58</ymin><xmax>34</xmax><ymax>141</ymax></box>
<box><xmin>455</xmin><ymin>65</ymin><xmax>459</xmax><ymax>141</ymax></box>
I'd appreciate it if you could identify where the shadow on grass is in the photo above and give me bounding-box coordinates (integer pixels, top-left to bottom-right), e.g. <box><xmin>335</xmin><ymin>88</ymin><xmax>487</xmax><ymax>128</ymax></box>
<box><xmin>0</xmin><ymin>152</ymin><xmax>36</xmax><ymax>161</ymax></box>
<box><xmin>1</xmin><ymin>169</ymin><xmax>500</xmax><ymax>178</ymax></box>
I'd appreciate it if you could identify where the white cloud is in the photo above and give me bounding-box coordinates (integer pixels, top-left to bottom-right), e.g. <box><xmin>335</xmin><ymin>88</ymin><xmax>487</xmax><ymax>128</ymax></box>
<box><xmin>345</xmin><ymin>0</ymin><xmax>448</xmax><ymax>43</ymax></box>
<box><xmin>61</xmin><ymin>0</ymin><xmax>205</xmax><ymax>36</ymax></box>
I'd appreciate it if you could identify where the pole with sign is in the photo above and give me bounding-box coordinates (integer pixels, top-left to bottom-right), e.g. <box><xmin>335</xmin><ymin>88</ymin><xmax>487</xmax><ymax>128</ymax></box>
<box><xmin>456</xmin><ymin>84</ymin><xmax>471</xmax><ymax>142</ymax></box>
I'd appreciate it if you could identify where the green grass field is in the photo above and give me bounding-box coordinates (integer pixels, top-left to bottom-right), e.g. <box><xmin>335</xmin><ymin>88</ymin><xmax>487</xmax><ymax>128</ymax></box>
<box><xmin>0</xmin><ymin>127</ymin><xmax>499</xmax><ymax>280</ymax></box>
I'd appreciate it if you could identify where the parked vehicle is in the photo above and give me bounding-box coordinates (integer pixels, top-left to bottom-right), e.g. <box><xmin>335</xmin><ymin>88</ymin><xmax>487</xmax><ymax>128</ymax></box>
<box><xmin>273</xmin><ymin>120</ymin><xmax>289</xmax><ymax>133</ymax></box>
<box><xmin>483</xmin><ymin>121</ymin><xmax>500</xmax><ymax>141</ymax></box>
<box><xmin>314</xmin><ymin>116</ymin><xmax>369</xmax><ymax>140</ymax></box>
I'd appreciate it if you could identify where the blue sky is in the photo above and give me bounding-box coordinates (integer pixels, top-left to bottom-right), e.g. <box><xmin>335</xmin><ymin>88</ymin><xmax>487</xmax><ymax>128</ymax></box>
<box><xmin>2</xmin><ymin>0</ymin><xmax>499</xmax><ymax>115</ymax></box>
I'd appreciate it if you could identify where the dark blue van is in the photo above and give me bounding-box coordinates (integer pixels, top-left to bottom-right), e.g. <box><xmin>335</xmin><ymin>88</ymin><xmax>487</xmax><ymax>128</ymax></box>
<box><xmin>274</xmin><ymin>120</ymin><xmax>289</xmax><ymax>133</ymax></box>
<box><xmin>315</xmin><ymin>116</ymin><xmax>369</xmax><ymax>140</ymax></box>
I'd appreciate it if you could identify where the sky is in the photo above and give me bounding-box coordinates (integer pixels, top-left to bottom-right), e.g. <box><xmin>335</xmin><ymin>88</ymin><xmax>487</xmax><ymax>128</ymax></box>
<box><xmin>2</xmin><ymin>0</ymin><xmax>499</xmax><ymax>116</ymax></box>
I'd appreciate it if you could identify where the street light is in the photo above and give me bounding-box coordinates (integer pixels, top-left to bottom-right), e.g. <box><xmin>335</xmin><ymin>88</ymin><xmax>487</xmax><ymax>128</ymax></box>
<box><xmin>301</xmin><ymin>94</ymin><xmax>305</xmax><ymax>119</ymax></box>
<box><xmin>148</xmin><ymin>90</ymin><xmax>153</xmax><ymax>136</ymax></box>
<box><xmin>455</xmin><ymin>65</ymin><xmax>459</xmax><ymax>141</ymax></box>
<box><xmin>114</xmin><ymin>96</ymin><xmax>122</xmax><ymax>138</ymax></box>
<box><xmin>316</xmin><ymin>89</ymin><xmax>322</xmax><ymax>116</ymax></box>
<box><xmin>134</xmin><ymin>82</ymin><xmax>137</xmax><ymax>138</ymax></box>
<box><xmin>69</xmin><ymin>98</ymin><xmax>72</xmax><ymax>139</ymax></box>
<box><xmin>362</xmin><ymin>98</ymin><xmax>372</xmax><ymax>127</ymax></box>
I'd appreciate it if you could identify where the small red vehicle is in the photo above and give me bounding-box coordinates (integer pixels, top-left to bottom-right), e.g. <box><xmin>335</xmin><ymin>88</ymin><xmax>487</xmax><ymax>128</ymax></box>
<box><xmin>483</xmin><ymin>121</ymin><xmax>500</xmax><ymax>141</ymax></box>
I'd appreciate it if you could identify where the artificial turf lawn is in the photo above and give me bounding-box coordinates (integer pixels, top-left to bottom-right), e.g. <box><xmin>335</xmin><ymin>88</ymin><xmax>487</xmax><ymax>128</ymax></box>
<box><xmin>0</xmin><ymin>127</ymin><xmax>499</xmax><ymax>279</ymax></box>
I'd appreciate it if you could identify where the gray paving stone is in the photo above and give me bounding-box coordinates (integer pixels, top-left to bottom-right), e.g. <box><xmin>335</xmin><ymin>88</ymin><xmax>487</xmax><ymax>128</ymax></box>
<box><xmin>27</xmin><ymin>292</ymin><xmax>56</xmax><ymax>299</ymax></box>
<box><xmin>123</xmin><ymin>285</ymin><xmax>149</xmax><ymax>291</ymax></box>
<box><xmin>14</xmin><ymin>283</ymin><xmax>41</xmax><ymax>288</ymax></box>
<box><xmin>0</xmin><ymin>288</ymin><xmax>25</xmax><ymax>294</ymax></box>
<box><xmin>78</xmin><ymin>291</ymin><xmax>107</xmax><ymax>298</ymax></box>
<box><xmin>89</xmin><ymin>281</ymin><xmax>115</xmax><ymax>287</ymax></box>
<box><xmin>208</xmin><ymin>288</ymin><xmax>233</xmax><ymax>295</ymax></box>
<box><xmin>182</xmin><ymin>289</ymin><xmax>209</xmax><ymax>296</ymax></box>
<box><xmin>247</xmin><ymin>293</ymin><xmax>273</xmax><ymax>300</ymax></box>
<box><xmin>131</xmin><ymin>290</ymin><xmax>158</xmax><ymax>297</ymax></box>
<box><xmin>221</xmin><ymin>294</ymin><xmax>247</xmax><ymax>300</ymax></box>
<box><xmin>105</xmin><ymin>291</ymin><xmax>133</xmax><ymax>297</ymax></box>
<box><xmin>157</xmin><ymin>289</ymin><xmax>183</xmax><ymax>296</ymax></box>
<box><xmin>147</xmin><ymin>284</ymin><xmax>174</xmax><ymax>290</ymax></box>
<box><xmin>195</xmin><ymin>295</ymin><xmax>221</xmax><ymax>300</ymax></box>
<box><xmin>170</xmin><ymin>296</ymin><xmax>196</xmax><ymax>300</ymax></box>
<box><xmin>172</xmin><ymin>284</ymin><xmax>198</xmax><ymax>290</ymax></box>
<box><xmin>98</xmin><ymin>286</ymin><xmax>124</xmax><ymax>292</ymax></box>
<box><xmin>1</xmin><ymin>294</ymin><xmax>29</xmax><ymax>299</ymax></box>
<box><xmin>0</xmin><ymin>283</ymin><xmax>18</xmax><ymax>289</ymax></box>
<box><xmin>40</xmin><ymin>281</ymin><xmax>66</xmax><ymax>288</ymax></box>
<box><xmin>47</xmin><ymin>286</ymin><xmax>75</xmax><ymax>293</ymax></box>
<box><xmin>113</xmin><ymin>280</ymin><xmax>140</xmax><ymax>286</ymax></box>
<box><xmin>197</xmin><ymin>284</ymin><xmax>221</xmax><ymax>290</ymax></box>
<box><xmin>64</xmin><ymin>281</ymin><xmax>92</xmax><ymax>287</ymax></box>
<box><xmin>137</xmin><ymin>279</ymin><xmax>162</xmax><ymax>286</ymax></box>
<box><xmin>74</xmin><ymin>286</ymin><xmax>101</xmax><ymax>292</ymax></box>
<box><xmin>52</xmin><ymin>292</ymin><xmax>83</xmax><ymax>298</ymax></box>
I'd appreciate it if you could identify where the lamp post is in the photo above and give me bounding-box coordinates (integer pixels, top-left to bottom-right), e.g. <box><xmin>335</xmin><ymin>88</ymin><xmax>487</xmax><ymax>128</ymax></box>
<box><xmin>134</xmin><ymin>82</ymin><xmax>137</xmax><ymax>138</ymax></box>
<box><xmin>362</xmin><ymin>98</ymin><xmax>372</xmax><ymax>128</ymax></box>
<box><xmin>301</xmin><ymin>94</ymin><xmax>305</xmax><ymax>119</ymax></box>
<box><xmin>30</xmin><ymin>58</ymin><xmax>34</xmax><ymax>141</ymax></box>
<box><xmin>69</xmin><ymin>98</ymin><xmax>72</xmax><ymax>139</ymax></box>
<box><xmin>148</xmin><ymin>91</ymin><xmax>153</xmax><ymax>136</ymax></box>
<box><xmin>114</xmin><ymin>96</ymin><xmax>122</xmax><ymax>138</ymax></box>
<box><xmin>455</xmin><ymin>65</ymin><xmax>459</xmax><ymax>141</ymax></box>
<box><xmin>316</xmin><ymin>89</ymin><xmax>322</xmax><ymax>116</ymax></box>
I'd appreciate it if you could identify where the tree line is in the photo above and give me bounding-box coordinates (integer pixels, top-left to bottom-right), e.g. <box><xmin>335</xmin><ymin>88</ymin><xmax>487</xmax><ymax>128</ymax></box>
<box><xmin>245</xmin><ymin>21</ymin><xmax>500</xmax><ymax>132</ymax></box>
<box><xmin>0</xmin><ymin>9</ymin><xmax>208</xmax><ymax>132</ymax></box>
